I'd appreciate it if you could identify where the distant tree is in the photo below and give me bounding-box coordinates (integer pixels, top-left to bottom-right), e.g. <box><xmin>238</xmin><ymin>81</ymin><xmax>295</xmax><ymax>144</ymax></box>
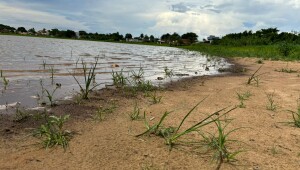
<box><xmin>161</xmin><ymin>33</ymin><xmax>171</xmax><ymax>42</ymax></box>
<box><xmin>143</xmin><ymin>34</ymin><xmax>150</xmax><ymax>42</ymax></box>
<box><xmin>150</xmin><ymin>35</ymin><xmax>155</xmax><ymax>42</ymax></box>
<box><xmin>125</xmin><ymin>33</ymin><xmax>132</xmax><ymax>39</ymax></box>
<box><xmin>28</xmin><ymin>28</ymin><xmax>36</xmax><ymax>34</ymax></box>
<box><xmin>140</xmin><ymin>33</ymin><xmax>144</xmax><ymax>39</ymax></box>
<box><xmin>65</xmin><ymin>30</ymin><xmax>76</xmax><ymax>38</ymax></box>
<box><xmin>49</xmin><ymin>28</ymin><xmax>60</xmax><ymax>36</ymax></box>
<box><xmin>79</xmin><ymin>30</ymin><xmax>87</xmax><ymax>36</ymax></box>
<box><xmin>181</xmin><ymin>32</ymin><xmax>198</xmax><ymax>43</ymax></box>
<box><xmin>0</xmin><ymin>24</ymin><xmax>15</xmax><ymax>32</ymax></box>
<box><xmin>17</xmin><ymin>27</ymin><xmax>27</xmax><ymax>33</ymax></box>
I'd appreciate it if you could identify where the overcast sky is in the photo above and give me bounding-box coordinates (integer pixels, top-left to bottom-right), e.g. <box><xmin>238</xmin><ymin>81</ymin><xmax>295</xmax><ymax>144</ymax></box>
<box><xmin>1</xmin><ymin>0</ymin><xmax>300</xmax><ymax>39</ymax></box>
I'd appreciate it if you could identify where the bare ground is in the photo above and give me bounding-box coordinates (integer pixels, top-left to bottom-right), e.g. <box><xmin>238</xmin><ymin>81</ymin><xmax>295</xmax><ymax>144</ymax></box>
<box><xmin>1</xmin><ymin>58</ymin><xmax>300</xmax><ymax>170</ymax></box>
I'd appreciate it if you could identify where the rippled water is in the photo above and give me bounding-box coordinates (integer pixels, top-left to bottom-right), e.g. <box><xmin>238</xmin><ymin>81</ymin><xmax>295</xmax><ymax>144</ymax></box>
<box><xmin>0</xmin><ymin>35</ymin><xmax>230</xmax><ymax>109</ymax></box>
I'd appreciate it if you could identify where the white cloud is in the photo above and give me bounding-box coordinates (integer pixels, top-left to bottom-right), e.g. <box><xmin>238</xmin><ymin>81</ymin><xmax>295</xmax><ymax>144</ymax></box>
<box><xmin>0</xmin><ymin>3</ymin><xmax>88</xmax><ymax>31</ymax></box>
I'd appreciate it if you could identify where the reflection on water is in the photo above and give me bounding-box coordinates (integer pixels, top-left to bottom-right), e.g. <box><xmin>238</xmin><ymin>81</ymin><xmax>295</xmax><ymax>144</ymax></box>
<box><xmin>0</xmin><ymin>35</ymin><xmax>230</xmax><ymax>109</ymax></box>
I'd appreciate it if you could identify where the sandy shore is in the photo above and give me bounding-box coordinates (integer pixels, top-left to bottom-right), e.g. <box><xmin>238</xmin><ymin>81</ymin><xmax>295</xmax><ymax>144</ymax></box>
<box><xmin>1</xmin><ymin>57</ymin><xmax>300</xmax><ymax>169</ymax></box>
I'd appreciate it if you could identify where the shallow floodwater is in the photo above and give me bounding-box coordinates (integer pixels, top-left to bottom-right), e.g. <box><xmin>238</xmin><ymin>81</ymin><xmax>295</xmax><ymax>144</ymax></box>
<box><xmin>0</xmin><ymin>35</ymin><xmax>230</xmax><ymax>110</ymax></box>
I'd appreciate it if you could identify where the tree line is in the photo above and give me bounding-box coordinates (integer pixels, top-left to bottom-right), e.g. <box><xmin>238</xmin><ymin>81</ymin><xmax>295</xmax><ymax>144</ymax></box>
<box><xmin>212</xmin><ymin>28</ymin><xmax>300</xmax><ymax>46</ymax></box>
<box><xmin>0</xmin><ymin>24</ymin><xmax>198</xmax><ymax>45</ymax></box>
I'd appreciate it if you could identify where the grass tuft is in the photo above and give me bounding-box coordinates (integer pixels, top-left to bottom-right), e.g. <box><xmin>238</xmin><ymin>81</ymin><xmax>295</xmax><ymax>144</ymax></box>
<box><xmin>33</xmin><ymin>114</ymin><xmax>72</xmax><ymax>150</ymax></box>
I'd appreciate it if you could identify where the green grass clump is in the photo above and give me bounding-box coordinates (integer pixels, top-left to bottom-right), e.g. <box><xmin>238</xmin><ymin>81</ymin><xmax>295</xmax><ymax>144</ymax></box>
<box><xmin>286</xmin><ymin>104</ymin><xmax>300</xmax><ymax>127</ymax></box>
<box><xmin>236</xmin><ymin>91</ymin><xmax>252</xmax><ymax>108</ymax></box>
<box><xmin>136</xmin><ymin>97</ymin><xmax>237</xmax><ymax>151</ymax></box>
<box><xmin>199</xmin><ymin>119</ymin><xmax>244</xmax><ymax>168</ymax></box>
<box><xmin>112</xmin><ymin>69</ymin><xmax>127</xmax><ymax>88</ymax></box>
<box><xmin>71</xmin><ymin>58</ymin><xmax>100</xmax><ymax>99</ymax></box>
<box><xmin>275</xmin><ymin>67</ymin><xmax>298</xmax><ymax>73</ymax></box>
<box><xmin>247</xmin><ymin>66</ymin><xmax>265</xmax><ymax>86</ymax></box>
<box><xmin>2</xmin><ymin>76</ymin><xmax>9</xmax><ymax>89</ymax></box>
<box><xmin>33</xmin><ymin>114</ymin><xmax>71</xmax><ymax>150</ymax></box>
<box><xmin>266</xmin><ymin>91</ymin><xmax>277</xmax><ymax>111</ymax></box>
<box><xmin>129</xmin><ymin>102</ymin><xmax>142</xmax><ymax>120</ymax></box>
<box><xmin>93</xmin><ymin>103</ymin><xmax>117</xmax><ymax>121</ymax></box>
<box><xmin>44</xmin><ymin>87</ymin><xmax>59</xmax><ymax>107</ymax></box>
<box><xmin>148</xmin><ymin>91</ymin><xmax>162</xmax><ymax>104</ymax></box>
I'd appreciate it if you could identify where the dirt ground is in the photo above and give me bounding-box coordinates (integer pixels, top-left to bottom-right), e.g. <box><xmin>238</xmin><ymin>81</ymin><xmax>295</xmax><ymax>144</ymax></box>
<box><xmin>1</xmin><ymin>57</ymin><xmax>300</xmax><ymax>170</ymax></box>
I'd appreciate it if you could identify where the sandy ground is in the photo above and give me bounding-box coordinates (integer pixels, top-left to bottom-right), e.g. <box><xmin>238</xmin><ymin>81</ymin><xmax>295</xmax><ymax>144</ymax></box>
<box><xmin>1</xmin><ymin>58</ymin><xmax>300</xmax><ymax>170</ymax></box>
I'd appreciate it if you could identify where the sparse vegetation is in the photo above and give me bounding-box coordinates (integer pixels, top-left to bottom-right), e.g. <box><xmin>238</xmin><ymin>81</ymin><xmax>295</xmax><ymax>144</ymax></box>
<box><xmin>266</xmin><ymin>91</ymin><xmax>277</xmax><ymax>111</ymax></box>
<box><xmin>247</xmin><ymin>66</ymin><xmax>265</xmax><ymax>86</ymax></box>
<box><xmin>148</xmin><ymin>91</ymin><xmax>162</xmax><ymax>104</ymax></box>
<box><xmin>71</xmin><ymin>58</ymin><xmax>100</xmax><ymax>99</ymax></box>
<box><xmin>129</xmin><ymin>102</ymin><xmax>142</xmax><ymax>120</ymax></box>
<box><xmin>199</xmin><ymin>119</ymin><xmax>244</xmax><ymax>169</ymax></box>
<box><xmin>33</xmin><ymin>114</ymin><xmax>72</xmax><ymax>150</ymax></box>
<box><xmin>2</xmin><ymin>76</ymin><xmax>9</xmax><ymax>89</ymax></box>
<box><xmin>112</xmin><ymin>69</ymin><xmax>127</xmax><ymax>88</ymax></box>
<box><xmin>236</xmin><ymin>91</ymin><xmax>252</xmax><ymax>108</ymax></box>
<box><xmin>93</xmin><ymin>102</ymin><xmax>117</xmax><ymax>121</ymax></box>
<box><xmin>285</xmin><ymin>102</ymin><xmax>300</xmax><ymax>127</ymax></box>
<box><xmin>44</xmin><ymin>87</ymin><xmax>59</xmax><ymax>106</ymax></box>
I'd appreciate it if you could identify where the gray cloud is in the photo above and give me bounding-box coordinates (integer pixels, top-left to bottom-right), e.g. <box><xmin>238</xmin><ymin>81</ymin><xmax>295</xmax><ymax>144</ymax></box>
<box><xmin>1</xmin><ymin>0</ymin><xmax>300</xmax><ymax>39</ymax></box>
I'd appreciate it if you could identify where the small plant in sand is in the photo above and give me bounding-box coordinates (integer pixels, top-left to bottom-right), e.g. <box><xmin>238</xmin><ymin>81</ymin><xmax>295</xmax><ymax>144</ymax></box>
<box><xmin>247</xmin><ymin>66</ymin><xmax>265</xmax><ymax>86</ymax></box>
<box><xmin>137</xmin><ymin>97</ymin><xmax>237</xmax><ymax>151</ymax></box>
<box><xmin>148</xmin><ymin>91</ymin><xmax>162</xmax><ymax>104</ymax></box>
<box><xmin>71</xmin><ymin>58</ymin><xmax>100</xmax><ymax>99</ymax></box>
<box><xmin>236</xmin><ymin>91</ymin><xmax>252</xmax><ymax>108</ymax></box>
<box><xmin>0</xmin><ymin>70</ymin><xmax>3</xmax><ymax>77</ymax></box>
<box><xmin>164</xmin><ymin>66</ymin><xmax>173</xmax><ymax>78</ymax></box>
<box><xmin>112</xmin><ymin>69</ymin><xmax>127</xmax><ymax>88</ymax></box>
<box><xmin>256</xmin><ymin>59</ymin><xmax>264</xmax><ymax>64</ymax></box>
<box><xmin>266</xmin><ymin>91</ymin><xmax>277</xmax><ymax>111</ymax></box>
<box><xmin>285</xmin><ymin>101</ymin><xmax>300</xmax><ymax>127</ymax></box>
<box><xmin>93</xmin><ymin>103</ymin><xmax>117</xmax><ymax>121</ymax></box>
<box><xmin>33</xmin><ymin>114</ymin><xmax>71</xmax><ymax>150</ymax></box>
<box><xmin>199</xmin><ymin>118</ymin><xmax>244</xmax><ymax>169</ymax></box>
<box><xmin>275</xmin><ymin>63</ymin><xmax>298</xmax><ymax>73</ymax></box>
<box><xmin>129</xmin><ymin>102</ymin><xmax>142</xmax><ymax>120</ymax></box>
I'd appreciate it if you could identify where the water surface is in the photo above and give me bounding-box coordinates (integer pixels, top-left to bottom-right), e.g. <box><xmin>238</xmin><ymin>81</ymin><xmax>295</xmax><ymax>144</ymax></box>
<box><xmin>0</xmin><ymin>35</ymin><xmax>230</xmax><ymax>110</ymax></box>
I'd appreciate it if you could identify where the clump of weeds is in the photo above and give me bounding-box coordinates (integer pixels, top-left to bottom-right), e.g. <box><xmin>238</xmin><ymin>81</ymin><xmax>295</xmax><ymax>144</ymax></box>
<box><xmin>93</xmin><ymin>102</ymin><xmax>117</xmax><ymax>121</ymax></box>
<box><xmin>284</xmin><ymin>101</ymin><xmax>300</xmax><ymax>127</ymax></box>
<box><xmin>148</xmin><ymin>91</ymin><xmax>162</xmax><ymax>104</ymax></box>
<box><xmin>236</xmin><ymin>91</ymin><xmax>252</xmax><ymax>108</ymax></box>
<box><xmin>43</xmin><ymin>86</ymin><xmax>59</xmax><ymax>107</ymax></box>
<box><xmin>71</xmin><ymin>58</ymin><xmax>101</xmax><ymax>99</ymax></box>
<box><xmin>129</xmin><ymin>102</ymin><xmax>143</xmax><ymax>120</ymax></box>
<box><xmin>112</xmin><ymin>69</ymin><xmax>127</xmax><ymax>88</ymax></box>
<box><xmin>136</xmin><ymin>97</ymin><xmax>237</xmax><ymax>151</ymax></box>
<box><xmin>266</xmin><ymin>91</ymin><xmax>277</xmax><ymax>111</ymax></box>
<box><xmin>198</xmin><ymin>118</ymin><xmax>245</xmax><ymax>169</ymax></box>
<box><xmin>33</xmin><ymin>114</ymin><xmax>72</xmax><ymax>150</ymax></box>
<box><xmin>256</xmin><ymin>59</ymin><xmax>264</xmax><ymax>64</ymax></box>
<box><xmin>247</xmin><ymin>66</ymin><xmax>266</xmax><ymax>86</ymax></box>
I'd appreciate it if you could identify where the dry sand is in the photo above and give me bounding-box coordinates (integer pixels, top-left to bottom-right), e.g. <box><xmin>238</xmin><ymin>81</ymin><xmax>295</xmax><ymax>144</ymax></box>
<box><xmin>1</xmin><ymin>58</ymin><xmax>300</xmax><ymax>170</ymax></box>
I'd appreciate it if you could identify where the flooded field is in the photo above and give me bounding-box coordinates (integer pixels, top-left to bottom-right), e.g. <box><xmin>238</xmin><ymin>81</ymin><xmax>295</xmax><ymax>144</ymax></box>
<box><xmin>0</xmin><ymin>35</ymin><xmax>230</xmax><ymax>110</ymax></box>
